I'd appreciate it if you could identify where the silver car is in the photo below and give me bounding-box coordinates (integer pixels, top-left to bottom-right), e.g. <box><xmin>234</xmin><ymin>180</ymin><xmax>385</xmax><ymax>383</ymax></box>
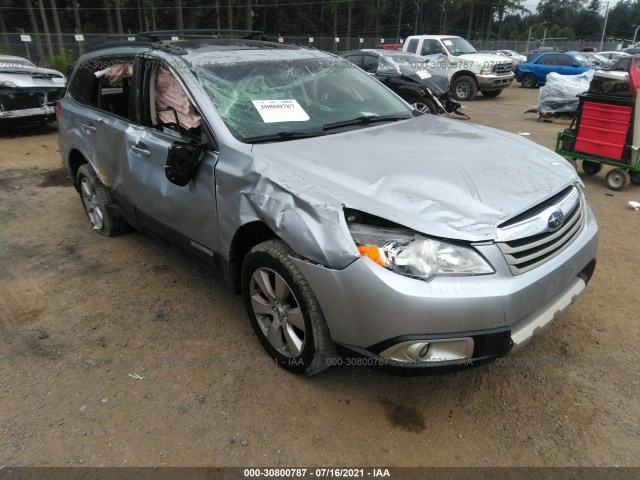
<box><xmin>58</xmin><ymin>35</ymin><xmax>598</xmax><ymax>375</ymax></box>
<box><xmin>0</xmin><ymin>55</ymin><xmax>66</xmax><ymax>126</ymax></box>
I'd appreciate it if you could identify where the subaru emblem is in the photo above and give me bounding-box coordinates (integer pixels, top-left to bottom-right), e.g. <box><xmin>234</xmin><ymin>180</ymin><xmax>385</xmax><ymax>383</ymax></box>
<box><xmin>547</xmin><ymin>211</ymin><xmax>564</xmax><ymax>230</ymax></box>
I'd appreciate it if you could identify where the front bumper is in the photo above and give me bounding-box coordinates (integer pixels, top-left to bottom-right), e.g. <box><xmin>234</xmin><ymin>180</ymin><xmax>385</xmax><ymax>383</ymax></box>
<box><xmin>291</xmin><ymin>204</ymin><xmax>598</xmax><ymax>368</ymax></box>
<box><xmin>476</xmin><ymin>72</ymin><xmax>515</xmax><ymax>90</ymax></box>
<box><xmin>0</xmin><ymin>105</ymin><xmax>56</xmax><ymax>122</ymax></box>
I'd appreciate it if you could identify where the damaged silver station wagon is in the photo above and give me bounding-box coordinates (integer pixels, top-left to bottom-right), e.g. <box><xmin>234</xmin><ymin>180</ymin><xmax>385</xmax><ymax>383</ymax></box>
<box><xmin>58</xmin><ymin>33</ymin><xmax>598</xmax><ymax>375</ymax></box>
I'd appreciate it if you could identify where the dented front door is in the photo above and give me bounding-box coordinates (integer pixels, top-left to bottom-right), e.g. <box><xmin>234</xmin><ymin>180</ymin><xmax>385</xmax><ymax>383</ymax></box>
<box><xmin>122</xmin><ymin>124</ymin><xmax>219</xmax><ymax>255</ymax></box>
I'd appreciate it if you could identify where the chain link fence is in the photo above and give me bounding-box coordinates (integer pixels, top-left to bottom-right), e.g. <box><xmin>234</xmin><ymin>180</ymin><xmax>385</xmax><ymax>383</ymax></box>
<box><xmin>0</xmin><ymin>32</ymin><xmax>623</xmax><ymax>69</ymax></box>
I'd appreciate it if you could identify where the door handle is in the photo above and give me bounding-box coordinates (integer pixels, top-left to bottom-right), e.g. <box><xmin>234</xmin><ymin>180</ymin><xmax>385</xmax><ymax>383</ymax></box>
<box><xmin>81</xmin><ymin>123</ymin><xmax>97</xmax><ymax>134</ymax></box>
<box><xmin>130</xmin><ymin>144</ymin><xmax>151</xmax><ymax>156</ymax></box>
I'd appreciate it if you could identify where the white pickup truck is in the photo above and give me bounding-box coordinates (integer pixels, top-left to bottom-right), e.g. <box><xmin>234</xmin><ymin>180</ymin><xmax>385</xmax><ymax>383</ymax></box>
<box><xmin>403</xmin><ymin>35</ymin><xmax>514</xmax><ymax>101</ymax></box>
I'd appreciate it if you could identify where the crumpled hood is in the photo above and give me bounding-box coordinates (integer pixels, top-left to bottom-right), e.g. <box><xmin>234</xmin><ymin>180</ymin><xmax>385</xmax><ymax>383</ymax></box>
<box><xmin>0</xmin><ymin>66</ymin><xmax>65</xmax><ymax>88</ymax></box>
<box><xmin>252</xmin><ymin>115</ymin><xmax>578</xmax><ymax>241</ymax></box>
<box><xmin>377</xmin><ymin>64</ymin><xmax>449</xmax><ymax>94</ymax></box>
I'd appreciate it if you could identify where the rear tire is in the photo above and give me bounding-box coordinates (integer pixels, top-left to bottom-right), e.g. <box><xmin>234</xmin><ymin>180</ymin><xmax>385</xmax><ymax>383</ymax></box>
<box><xmin>451</xmin><ymin>75</ymin><xmax>478</xmax><ymax>101</ymax></box>
<box><xmin>521</xmin><ymin>73</ymin><xmax>537</xmax><ymax>88</ymax></box>
<box><xmin>582</xmin><ymin>160</ymin><xmax>603</xmax><ymax>175</ymax></box>
<box><xmin>241</xmin><ymin>240</ymin><xmax>334</xmax><ymax>376</ymax></box>
<box><xmin>630</xmin><ymin>171</ymin><xmax>640</xmax><ymax>185</ymax></box>
<box><xmin>76</xmin><ymin>164</ymin><xmax>129</xmax><ymax>236</ymax></box>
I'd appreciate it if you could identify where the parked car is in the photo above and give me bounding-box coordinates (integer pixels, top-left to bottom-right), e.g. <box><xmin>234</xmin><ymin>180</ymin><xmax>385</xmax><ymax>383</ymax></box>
<box><xmin>516</xmin><ymin>52</ymin><xmax>595</xmax><ymax>88</ymax></box>
<box><xmin>496</xmin><ymin>49</ymin><xmax>527</xmax><ymax>63</ymax></box>
<box><xmin>0</xmin><ymin>55</ymin><xmax>66</xmax><ymax>126</ymax></box>
<box><xmin>599</xmin><ymin>51</ymin><xmax>631</xmax><ymax>61</ymax></box>
<box><xmin>58</xmin><ymin>34</ymin><xmax>598</xmax><ymax>375</ymax></box>
<box><xmin>339</xmin><ymin>49</ymin><xmax>466</xmax><ymax>116</ymax></box>
<box><xmin>403</xmin><ymin>35</ymin><xmax>514</xmax><ymax>100</ymax></box>
<box><xmin>480</xmin><ymin>50</ymin><xmax>519</xmax><ymax>71</ymax></box>
<box><xmin>623</xmin><ymin>47</ymin><xmax>640</xmax><ymax>55</ymax></box>
<box><xmin>568</xmin><ymin>52</ymin><xmax>613</xmax><ymax>69</ymax></box>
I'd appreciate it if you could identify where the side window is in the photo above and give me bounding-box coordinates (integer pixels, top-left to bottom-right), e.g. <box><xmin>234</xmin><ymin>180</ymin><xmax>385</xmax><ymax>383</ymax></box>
<box><xmin>406</xmin><ymin>39</ymin><xmax>419</xmax><ymax>54</ymax></box>
<box><xmin>343</xmin><ymin>54</ymin><xmax>363</xmax><ymax>68</ymax></box>
<box><xmin>420</xmin><ymin>40</ymin><xmax>444</xmax><ymax>56</ymax></box>
<box><xmin>142</xmin><ymin>61</ymin><xmax>203</xmax><ymax>140</ymax></box>
<box><xmin>362</xmin><ymin>55</ymin><xmax>379</xmax><ymax>73</ymax></box>
<box><xmin>537</xmin><ymin>55</ymin><xmax>555</xmax><ymax>66</ymax></box>
<box><xmin>68</xmin><ymin>57</ymin><xmax>134</xmax><ymax>120</ymax></box>
<box><xmin>556</xmin><ymin>55</ymin><xmax>576</xmax><ymax>67</ymax></box>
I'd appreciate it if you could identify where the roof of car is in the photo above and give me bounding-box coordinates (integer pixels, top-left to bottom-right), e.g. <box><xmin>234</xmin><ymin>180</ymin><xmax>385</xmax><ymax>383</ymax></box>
<box><xmin>82</xmin><ymin>34</ymin><xmax>335</xmax><ymax>66</ymax></box>
<box><xmin>0</xmin><ymin>55</ymin><xmax>34</xmax><ymax>63</ymax></box>
<box><xmin>405</xmin><ymin>35</ymin><xmax>461</xmax><ymax>39</ymax></box>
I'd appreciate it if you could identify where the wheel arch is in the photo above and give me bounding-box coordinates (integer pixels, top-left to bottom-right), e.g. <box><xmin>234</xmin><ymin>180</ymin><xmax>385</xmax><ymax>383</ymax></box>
<box><xmin>450</xmin><ymin>70</ymin><xmax>478</xmax><ymax>85</ymax></box>
<box><xmin>229</xmin><ymin>221</ymin><xmax>280</xmax><ymax>292</ymax></box>
<box><xmin>68</xmin><ymin>149</ymin><xmax>88</xmax><ymax>192</ymax></box>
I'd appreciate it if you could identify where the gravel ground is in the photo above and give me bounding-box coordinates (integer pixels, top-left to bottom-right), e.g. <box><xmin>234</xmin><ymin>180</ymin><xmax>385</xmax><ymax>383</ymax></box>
<box><xmin>0</xmin><ymin>85</ymin><xmax>639</xmax><ymax>468</ymax></box>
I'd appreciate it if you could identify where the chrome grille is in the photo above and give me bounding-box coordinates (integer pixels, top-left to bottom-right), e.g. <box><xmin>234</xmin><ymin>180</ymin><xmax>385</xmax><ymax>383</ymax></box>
<box><xmin>496</xmin><ymin>186</ymin><xmax>585</xmax><ymax>275</ymax></box>
<box><xmin>494</xmin><ymin>62</ymin><xmax>513</xmax><ymax>75</ymax></box>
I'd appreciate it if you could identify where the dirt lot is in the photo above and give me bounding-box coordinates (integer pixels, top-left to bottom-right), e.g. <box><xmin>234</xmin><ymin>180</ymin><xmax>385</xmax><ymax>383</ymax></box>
<box><xmin>1</xmin><ymin>85</ymin><xmax>639</xmax><ymax>468</ymax></box>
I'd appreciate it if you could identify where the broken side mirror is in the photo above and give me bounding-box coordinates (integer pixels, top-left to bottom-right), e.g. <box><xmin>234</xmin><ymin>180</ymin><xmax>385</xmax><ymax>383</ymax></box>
<box><xmin>165</xmin><ymin>141</ymin><xmax>203</xmax><ymax>186</ymax></box>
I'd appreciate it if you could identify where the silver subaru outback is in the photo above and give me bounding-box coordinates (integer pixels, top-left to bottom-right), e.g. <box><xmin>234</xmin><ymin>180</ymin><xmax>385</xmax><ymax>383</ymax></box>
<box><xmin>58</xmin><ymin>34</ymin><xmax>598</xmax><ymax>375</ymax></box>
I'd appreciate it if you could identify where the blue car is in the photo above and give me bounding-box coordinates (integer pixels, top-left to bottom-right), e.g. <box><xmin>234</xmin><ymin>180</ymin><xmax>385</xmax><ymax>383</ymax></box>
<box><xmin>516</xmin><ymin>52</ymin><xmax>594</xmax><ymax>88</ymax></box>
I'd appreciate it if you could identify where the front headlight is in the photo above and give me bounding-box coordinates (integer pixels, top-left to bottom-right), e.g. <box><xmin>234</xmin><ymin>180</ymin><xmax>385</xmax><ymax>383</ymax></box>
<box><xmin>348</xmin><ymin>220</ymin><xmax>494</xmax><ymax>281</ymax></box>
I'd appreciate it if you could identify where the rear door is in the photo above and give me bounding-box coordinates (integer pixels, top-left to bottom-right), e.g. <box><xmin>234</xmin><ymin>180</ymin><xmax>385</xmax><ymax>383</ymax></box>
<box><xmin>122</xmin><ymin>57</ymin><xmax>220</xmax><ymax>255</ymax></box>
<box><xmin>65</xmin><ymin>55</ymin><xmax>135</xmax><ymax>187</ymax></box>
<box><xmin>533</xmin><ymin>54</ymin><xmax>556</xmax><ymax>83</ymax></box>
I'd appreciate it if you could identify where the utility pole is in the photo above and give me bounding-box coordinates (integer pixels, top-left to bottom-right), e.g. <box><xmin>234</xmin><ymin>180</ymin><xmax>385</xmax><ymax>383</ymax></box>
<box><xmin>600</xmin><ymin>2</ymin><xmax>610</xmax><ymax>51</ymax></box>
<box><xmin>526</xmin><ymin>26</ymin><xmax>532</xmax><ymax>54</ymax></box>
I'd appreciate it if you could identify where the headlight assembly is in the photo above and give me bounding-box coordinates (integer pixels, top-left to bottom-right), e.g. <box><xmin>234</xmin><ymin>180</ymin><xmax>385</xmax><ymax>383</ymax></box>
<box><xmin>347</xmin><ymin>217</ymin><xmax>494</xmax><ymax>281</ymax></box>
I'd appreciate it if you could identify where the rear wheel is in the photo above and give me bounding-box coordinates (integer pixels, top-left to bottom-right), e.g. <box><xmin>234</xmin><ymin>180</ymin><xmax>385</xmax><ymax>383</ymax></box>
<box><xmin>481</xmin><ymin>89</ymin><xmax>503</xmax><ymax>98</ymax></box>
<box><xmin>241</xmin><ymin>240</ymin><xmax>334</xmax><ymax>376</ymax></box>
<box><xmin>76</xmin><ymin>164</ymin><xmax>128</xmax><ymax>236</ymax></box>
<box><xmin>521</xmin><ymin>73</ymin><xmax>537</xmax><ymax>88</ymax></box>
<box><xmin>582</xmin><ymin>160</ymin><xmax>603</xmax><ymax>175</ymax></box>
<box><xmin>630</xmin><ymin>171</ymin><xmax>640</xmax><ymax>185</ymax></box>
<box><xmin>605</xmin><ymin>168</ymin><xmax>629</xmax><ymax>191</ymax></box>
<box><xmin>451</xmin><ymin>76</ymin><xmax>478</xmax><ymax>101</ymax></box>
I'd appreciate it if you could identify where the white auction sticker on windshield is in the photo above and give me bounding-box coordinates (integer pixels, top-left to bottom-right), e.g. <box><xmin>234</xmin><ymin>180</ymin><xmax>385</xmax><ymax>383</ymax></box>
<box><xmin>415</xmin><ymin>69</ymin><xmax>432</xmax><ymax>79</ymax></box>
<box><xmin>252</xmin><ymin>100</ymin><xmax>310</xmax><ymax>123</ymax></box>
<box><xmin>443</xmin><ymin>40</ymin><xmax>453</xmax><ymax>46</ymax></box>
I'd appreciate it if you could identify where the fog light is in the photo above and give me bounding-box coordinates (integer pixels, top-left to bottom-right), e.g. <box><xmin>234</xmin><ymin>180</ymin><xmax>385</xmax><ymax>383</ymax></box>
<box><xmin>379</xmin><ymin>338</ymin><xmax>474</xmax><ymax>364</ymax></box>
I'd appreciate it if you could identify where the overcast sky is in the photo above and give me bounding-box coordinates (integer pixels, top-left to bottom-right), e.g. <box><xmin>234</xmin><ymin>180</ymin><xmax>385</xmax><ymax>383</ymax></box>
<box><xmin>521</xmin><ymin>0</ymin><xmax>623</xmax><ymax>15</ymax></box>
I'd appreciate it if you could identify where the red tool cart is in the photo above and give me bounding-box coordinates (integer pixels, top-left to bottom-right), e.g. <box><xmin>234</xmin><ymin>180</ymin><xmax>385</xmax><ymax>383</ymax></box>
<box><xmin>557</xmin><ymin>64</ymin><xmax>640</xmax><ymax>191</ymax></box>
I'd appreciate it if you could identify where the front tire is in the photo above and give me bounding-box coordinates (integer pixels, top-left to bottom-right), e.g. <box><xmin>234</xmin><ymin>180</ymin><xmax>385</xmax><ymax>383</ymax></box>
<box><xmin>451</xmin><ymin>75</ymin><xmax>478</xmax><ymax>101</ymax></box>
<box><xmin>76</xmin><ymin>164</ymin><xmax>128</xmax><ymax>236</ymax></box>
<box><xmin>241</xmin><ymin>240</ymin><xmax>334</xmax><ymax>376</ymax></box>
<box><xmin>405</xmin><ymin>95</ymin><xmax>439</xmax><ymax>114</ymax></box>
<box><xmin>521</xmin><ymin>73</ymin><xmax>537</xmax><ymax>88</ymax></box>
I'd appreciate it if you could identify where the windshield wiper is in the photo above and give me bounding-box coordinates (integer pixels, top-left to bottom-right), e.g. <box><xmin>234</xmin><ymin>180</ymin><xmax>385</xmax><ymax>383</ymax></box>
<box><xmin>242</xmin><ymin>131</ymin><xmax>328</xmax><ymax>144</ymax></box>
<box><xmin>322</xmin><ymin>114</ymin><xmax>411</xmax><ymax>131</ymax></box>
